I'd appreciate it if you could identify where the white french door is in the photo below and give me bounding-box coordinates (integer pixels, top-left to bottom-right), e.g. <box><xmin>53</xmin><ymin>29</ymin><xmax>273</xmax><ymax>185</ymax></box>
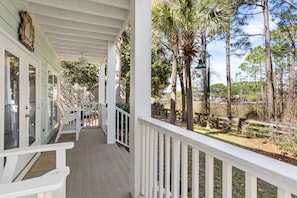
<box><xmin>0</xmin><ymin>33</ymin><xmax>40</xmax><ymax>150</ymax></box>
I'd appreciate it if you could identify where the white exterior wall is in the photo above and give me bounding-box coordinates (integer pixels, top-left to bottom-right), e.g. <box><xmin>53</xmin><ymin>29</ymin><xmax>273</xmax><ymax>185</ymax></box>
<box><xmin>0</xmin><ymin>0</ymin><xmax>60</xmax><ymax>144</ymax></box>
<box><xmin>130</xmin><ymin>0</ymin><xmax>152</xmax><ymax>196</ymax></box>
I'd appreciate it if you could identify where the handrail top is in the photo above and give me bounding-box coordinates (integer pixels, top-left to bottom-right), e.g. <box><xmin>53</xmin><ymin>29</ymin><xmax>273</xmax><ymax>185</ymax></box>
<box><xmin>0</xmin><ymin>167</ymin><xmax>69</xmax><ymax>198</ymax></box>
<box><xmin>139</xmin><ymin>116</ymin><xmax>297</xmax><ymax>193</ymax></box>
<box><xmin>0</xmin><ymin>142</ymin><xmax>74</xmax><ymax>157</ymax></box>
<box><xmin>115</xmin><ymin>106</ymin><xmax>130</xmax><ymax>116</ymax></box>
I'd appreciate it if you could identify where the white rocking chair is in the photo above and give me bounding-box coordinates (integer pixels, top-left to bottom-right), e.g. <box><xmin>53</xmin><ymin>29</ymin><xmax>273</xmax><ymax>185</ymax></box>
<box><xmin>0</xmin><ymin>142</ymin><xmax>74</xmax><ymax>198</ymax></box>
<box><xmin>55</xmin><ymin>101</ymin><xmax>81</xmax><ymax>143</ymax></box>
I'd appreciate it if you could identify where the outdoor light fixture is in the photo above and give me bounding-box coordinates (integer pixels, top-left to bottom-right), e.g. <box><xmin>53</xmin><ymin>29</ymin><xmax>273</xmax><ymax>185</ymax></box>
<box><xmin>196</xmin><ymin>59</ymin><xmax>206</xmax><ymax>69</ymax></box>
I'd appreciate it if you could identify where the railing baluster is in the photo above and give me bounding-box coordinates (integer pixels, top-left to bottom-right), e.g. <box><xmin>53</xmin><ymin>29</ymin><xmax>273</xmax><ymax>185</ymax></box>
<box><xmin>138</xmin><ymin>117</ymin><xmax>297</xmax><ymax>197</ymax></box>
<box><xmin>245</xmin><ymin>173</ymin><xmax>257</xmax><ymax>198</ymax></box>
<box><xmin>181</xmin><ymin>143</ymin><xmax>188</xmax><ymax>198</ymax></box>
<box><xmin>149</xmin><ymin>127</ymin><xmax>154</xmax><ymax>197</ymax></box>
<box><xmin>141</xmin><ymin>123</ymin><xmax>146</xmax><ymax>195</ymax></box>
<box><xmin>120</xmin><ymin>111</ymin><xmax>124</xmax><ymax>142</ymax></box>
<box><xmin>115</xmin><ymin>106</ymin><xmax>130</xmax><ymax>148</ymax></box>
<box><xmin>223</xmin><ymin>162</ymin><xmax>232</xmax><ymax>198</ymax></box>
<box><xmin>125</xmin><ymin>115</ymin><xmax>128</xmax><ymax>145</ymax></box>
<box><xmin>205</xmin><ymin>155</ymin><xmax>214</xmax><ymax>198</ymax></box>
<box><xmin>165</xmin><ymin>134</ymin><xmax>171</xmax><ymax>198</ymax></box>
<box><xmin>192</xmin><ymin>148</ymin><xmax>199</xmax><ymax>198</ymax></box>
<box><xmin>277</xmin><ymin>188</ymin><xmax>291</xmax><ymax>198</ymax></box>
<box><xmin>145</xmin><ymin>124</ymin><xmax>150</xmax><ymax>196</ymax></box>
<box><xmin>158</xmin><ymin>132</ymin><xmax>164</xmax><ymax>198</ymax></box>
<box><xmin>116</xmin><ymin>109</ymin><xmax>119</xmax><ymax>141</ymax></box>
<box><xmin>153</xmin><ymin>129</ymin><xmax>158</xmax><ymax>197</ymax></box>
<box><xmin>172</xmin><ymin>139</ymin><xmax>180</xmax><ymax>198</ymax></box>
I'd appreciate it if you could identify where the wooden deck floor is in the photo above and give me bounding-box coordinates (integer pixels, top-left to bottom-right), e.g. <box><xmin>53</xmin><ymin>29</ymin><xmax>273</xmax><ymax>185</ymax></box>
<box><xmin>26</xmin><ymin>128</ymin><xmax>131</xmax><ymax>198</ymax></box>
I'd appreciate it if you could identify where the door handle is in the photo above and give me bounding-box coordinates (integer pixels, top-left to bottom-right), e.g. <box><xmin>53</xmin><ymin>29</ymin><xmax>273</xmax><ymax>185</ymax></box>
<box><xmin>25</xmin><ymin>114</ymin><xmax>31</xmax><ymax>118</ymax></box>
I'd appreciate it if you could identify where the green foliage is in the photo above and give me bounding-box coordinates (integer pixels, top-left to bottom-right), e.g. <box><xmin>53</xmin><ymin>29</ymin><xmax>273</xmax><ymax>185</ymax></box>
<box><xmin>245</xmin><ymin>108</ymin><xmax>258</xmax><ymax>119</ymax></box>
<box><xmin>61</xmin><ymin>61</ymin><xmax>98</xmax><ymax>91</ymax></box>
<box><xmin>120</xmin><ymin>25</ymin><xmax>171</xmax><ymax>99</ymax></box>
<box><xmin>273</xmin><ymin>134</ymin><xmax>297</xmax><ymax>156</ymax></box>
<box><xmin>151</xmin><ymin>102</ymin><xmax>164</xmax><ymax>110</ymax></box>
<box><xmin>151</xmin><ymin>40</ymin><xmax>171</xmax><ymax>98</ymax></box>
<box><xmin>210</xmin><ymin>83</ymin><xmax>227</xmax><ymax>98</ymax></box>
<box><xmin>116</xmin><ymin>103</ymin><xmax>130</xmax><ymax>113</ymax></box>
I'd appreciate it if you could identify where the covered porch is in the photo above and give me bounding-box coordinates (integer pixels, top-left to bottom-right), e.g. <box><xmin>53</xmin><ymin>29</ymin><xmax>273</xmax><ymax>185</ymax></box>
<box><xmin>25</xmin><ymin>128</ymin><xmax>130</xmax><ymax>198</ymax></box>
<box><xmin>1</xmin><ymin>0</ymin><xmax>297</xmax><ymax>198</ymax></box>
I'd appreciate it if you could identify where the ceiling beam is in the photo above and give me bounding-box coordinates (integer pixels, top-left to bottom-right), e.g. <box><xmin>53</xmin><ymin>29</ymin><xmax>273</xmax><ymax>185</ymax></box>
<box><xmin>26</xmin><ymin>0</ymin><xmax>129</xmax><ymax>17</ymax></box>
<box><xmin>42</xmin><ymin>26</ymin><xmax>115</xmax><ymax>41</ymax></box>
<box><xmin>29</xmin><ymin>9</ymin><xmax>123</xmax><ymax>29</ymax></box>
<box><xmin>87</xmin><ymin>0</ymin><xmax>130</xmax><ymax>9</ymax></box>
<box><xmin>56</xmin><ymin>48</ymin><xmax>106</xmax><ymax>56</ymax></box>
<box><xmin>45</xmin><ymin>32</ymin><xmax>114</xmax><ymax>43</ymax></box>
<box><xmin>41</xmin><ymin>24</ymin><xmax>117</xmax><ymax>37</ymax></box>
<box><xmin>52</xmin><ymin>43</ymin><xmax>107</xmax><ymax>51</ymax></box>
<box><xmin>34</xmin><ymin>15</ymin><xmax>120</xmax><ymax>35</ymax></box>
<box><xmin>48</xmin><ymin>38</ymin><xmax>107</xmax><ymax>48</ymax></box>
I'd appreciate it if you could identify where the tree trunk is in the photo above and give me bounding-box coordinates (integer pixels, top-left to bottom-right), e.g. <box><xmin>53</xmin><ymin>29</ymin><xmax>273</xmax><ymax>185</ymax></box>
<box><xmin>185</xmin><ymin>57</ymin><xmax>193</xmax><ymax>130</ymax></box>
<box><xmin>170</xmin><ymin>47</ymin><xmax>178</xmax><ymax>124</ymax></box>
<box><xmin>262</xmin><ymin>0</ymin><xmax>275</xmax><ymax>121</ymax></box>
<box><xmin>285</xmin><ymin>20</ymin><xmax>296</xmax><ymax>122</ymax></box>
<box><xmin>226</xmin><ymin>25</ymin><xmax>232</xmax><ymax>119</ymax></box>
<box><xmin>279</xmin><ymin>68</ymin><xmax>284</xmax><ymax>117</ymax></box>
<box><xmin>201</xmin><ymin>34</ymin><xmax>207</xmax><ymax>115</ymax></box>
<box><xmin>178</xmin><ymin>66</ymin><xmax>187</xmax><ymax>122</ymax></box>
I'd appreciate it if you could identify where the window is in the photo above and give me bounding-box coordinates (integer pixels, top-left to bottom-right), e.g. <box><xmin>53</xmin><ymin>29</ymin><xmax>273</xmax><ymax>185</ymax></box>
<box><xmin>47</xmin><ymin>71</ymin><xmax>59</xmax><ymax>133</ymax></box>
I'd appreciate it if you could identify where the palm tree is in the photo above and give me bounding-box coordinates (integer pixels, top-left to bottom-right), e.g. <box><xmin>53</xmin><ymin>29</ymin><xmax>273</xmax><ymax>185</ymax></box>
<box><xmin>152</xmin><ymin>1</ymin><xmax>179</xmax><ymax>125</ymax></box>
<box><xmin>195</xmin><ymin>0</ymin><xmax>234</xmax><ymax>125</ymax></box>
<box><xmin>174</xmin><ymin>0</ymin><xmax>199</xmax><ymax>130</ymax></box>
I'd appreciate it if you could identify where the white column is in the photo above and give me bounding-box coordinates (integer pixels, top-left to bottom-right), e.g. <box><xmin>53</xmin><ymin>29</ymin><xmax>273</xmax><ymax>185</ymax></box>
<box><xmin>107</xmin><ymin>41</ymin><xmax>116</xmax><ymax>144</ymax></box>
<box><xmin>0</xmin><ymin>47</ymin><xmax>5</xmax><ymax>174</ymax></box>
<box><xmin>98</xmin><ymin>63</ymin><xmax>105</xmax><ymax>128</ymax></box>
<box><xmin>130</xmin><ymin>0</ymin><xmax>152</xmax><ymax>196</ymax></box>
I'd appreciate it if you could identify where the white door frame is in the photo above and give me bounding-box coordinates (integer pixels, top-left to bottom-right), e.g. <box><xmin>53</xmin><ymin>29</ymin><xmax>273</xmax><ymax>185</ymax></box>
<box><xmin>0</xmin><ymin>28</ymin><xmax>41</xmax><ymax>150</ymax></box>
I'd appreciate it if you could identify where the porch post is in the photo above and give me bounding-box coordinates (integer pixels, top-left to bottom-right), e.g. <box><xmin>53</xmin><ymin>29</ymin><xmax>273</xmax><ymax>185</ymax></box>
<box><xmin>0</xmin><ymin>47</ymin><xmax>4</xmax><ymax>174</ymax></box>
<box><xmin>107</xmin><ymin>41</ymin><xmax>116</xmax><ymax>144</ymax></box>
<box><xmin>130</xmin><ymin>0</ymin><xmax>152</xmax><ymax>197</ymax></box>
<box><xmin>98</xmin><ymin>63</ymin><xmax>105</xmax><ymax>128</ymax></box>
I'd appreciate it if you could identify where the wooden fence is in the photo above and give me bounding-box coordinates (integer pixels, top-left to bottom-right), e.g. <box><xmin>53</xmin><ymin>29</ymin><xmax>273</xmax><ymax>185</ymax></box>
<box><xmin>152</xmin><ymin>108</ymin><xmax>297</xmax><ymax>137</ymax></box>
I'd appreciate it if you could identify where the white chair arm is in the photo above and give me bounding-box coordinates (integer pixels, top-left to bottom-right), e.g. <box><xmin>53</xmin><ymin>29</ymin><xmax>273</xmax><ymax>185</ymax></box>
<box><xmin>0</xmin><ymin>142</ymin><xmax>74</xmax><ymax>158</ymax></box>
<box><xmin>0</xmin><ymin>167</ymin><xmax>70</xmax><ymax>198</ymax></box>
<box><xmin>0</xmin><ymin>142</ymin><xmax>74</xmax><ymax>184</ymax></box>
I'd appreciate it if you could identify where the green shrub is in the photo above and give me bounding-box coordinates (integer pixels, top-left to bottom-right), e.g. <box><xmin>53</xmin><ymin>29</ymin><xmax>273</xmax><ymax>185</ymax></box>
<box><xmin>116</xmin><ymin>103</ymin><xmax>130</xmax><ymax>113</ymax></box>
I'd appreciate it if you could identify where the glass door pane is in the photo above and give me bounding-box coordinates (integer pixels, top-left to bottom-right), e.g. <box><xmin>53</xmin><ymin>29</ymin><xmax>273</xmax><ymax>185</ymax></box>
<box><xmin>29</xmin><ymin>65</ymin><xmax>36</xmax><ymax>145</ymax></box>
<box><xmin>4</xmin><ymin>51</ymin><xmax>20</xmax><ymax>150</ymax></box>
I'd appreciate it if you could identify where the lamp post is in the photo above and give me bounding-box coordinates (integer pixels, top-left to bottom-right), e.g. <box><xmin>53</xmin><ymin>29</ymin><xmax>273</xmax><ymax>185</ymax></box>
<box><xmin>196</xmin><ymin>54</ymin><xmax>210</xmax><ymax>128</ymax></box>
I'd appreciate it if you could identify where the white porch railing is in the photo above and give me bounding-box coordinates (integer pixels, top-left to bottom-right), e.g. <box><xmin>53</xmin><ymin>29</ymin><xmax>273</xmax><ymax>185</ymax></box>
<box><xmin>115</xmin><ymin>107</ymin><xmax>130</xmax><ymax>148</ymax></box>
<box><xmin>0</xmin><ymin>142</ymin><xmax>74</xmax><ymax>198</ymax></box>
<box><xmin>80</xmin><ymin>102</ymin><xmax>99</xmax><ymax>127</ymax></box>
<box><xmin>100</xmin><ymin>103</ymin><xmax>108</xmax><ymax>134</ymax></box>
<box><xmin>139</xmin><ymin>117</ymin><xmax>297</xmax><ymax>198</ymax></box>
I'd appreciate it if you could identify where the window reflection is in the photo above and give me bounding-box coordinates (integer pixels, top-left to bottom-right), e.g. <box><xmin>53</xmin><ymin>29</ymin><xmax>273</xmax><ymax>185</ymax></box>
<box><xmin>4</xmin><ymin>51</ymin><xmax>20</xmax><ymax>149</ymax></box>
<box><xmin>48</xmin><ymin>71</ymin><xmax>58</xmax><ymax>133</ymax></box>
<box><xmin>29</xmin><ymin>65</ymin><xmax>36</xmax><ymax>145</ymax></box>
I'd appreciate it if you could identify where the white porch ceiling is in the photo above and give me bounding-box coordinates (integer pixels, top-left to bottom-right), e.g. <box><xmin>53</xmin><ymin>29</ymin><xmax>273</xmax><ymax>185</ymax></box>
<box><xmin>24</xmin><ymin>0</ymin><xmax>130</xmax><ymax>63</ymax></box>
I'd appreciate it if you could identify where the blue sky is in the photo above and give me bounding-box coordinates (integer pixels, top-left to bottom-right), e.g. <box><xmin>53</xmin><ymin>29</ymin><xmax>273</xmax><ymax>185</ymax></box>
<box><xmin>207</xmin><ymin>13</ymin><xmax>278</xmax><ymax>85</ymax></box>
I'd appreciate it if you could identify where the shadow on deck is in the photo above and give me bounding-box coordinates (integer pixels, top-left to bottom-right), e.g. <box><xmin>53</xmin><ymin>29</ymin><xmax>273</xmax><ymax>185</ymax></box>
<box><xmin>25</xmin><ymin>128</ymin><xmax>131</xmax><ymax>198</ymax></box>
